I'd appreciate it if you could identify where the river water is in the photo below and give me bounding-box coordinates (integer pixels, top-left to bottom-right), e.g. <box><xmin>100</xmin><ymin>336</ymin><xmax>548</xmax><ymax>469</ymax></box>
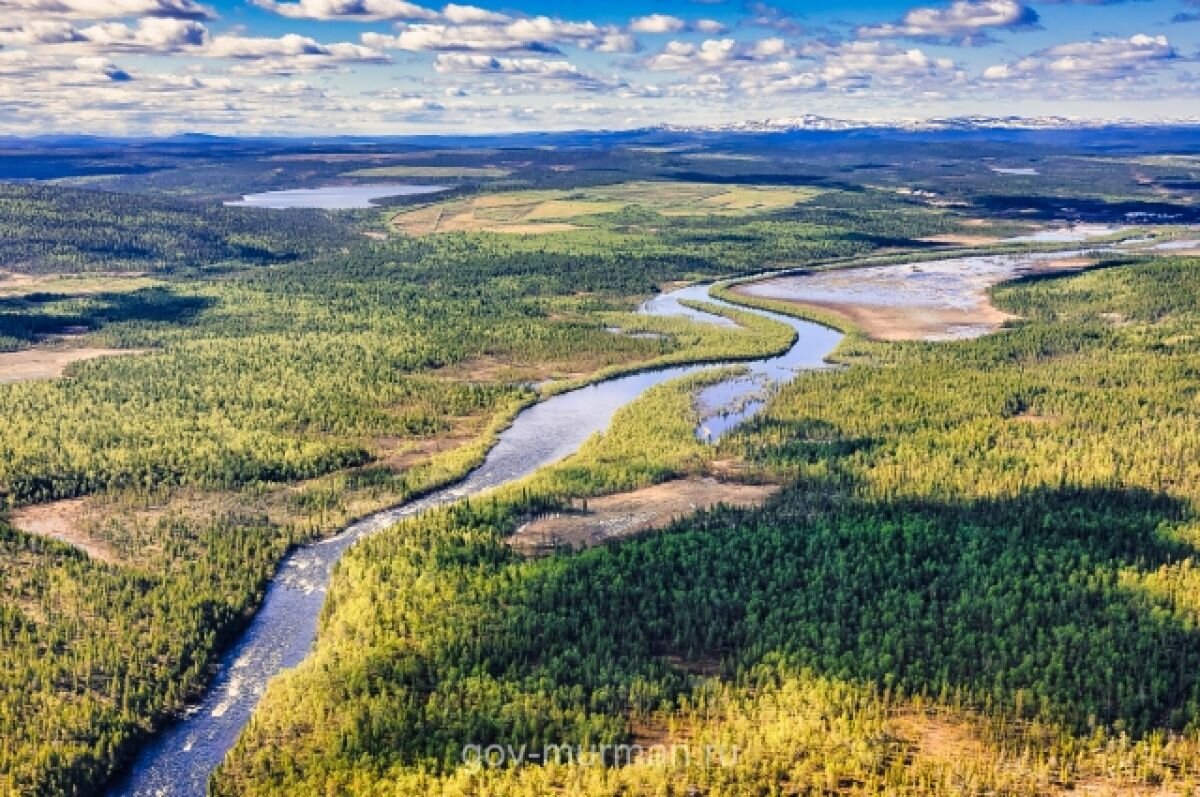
<box><xmin>108</xmin><ymin>284</ymin><xmax>841</xmax><ymax>796</ymax></box>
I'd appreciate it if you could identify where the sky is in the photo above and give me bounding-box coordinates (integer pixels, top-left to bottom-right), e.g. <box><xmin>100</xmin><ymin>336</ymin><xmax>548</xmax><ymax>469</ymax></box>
<box><xmin>0</xmin><ymin>0</ymin><xmax>1198</xmax><ymax>134</ymax></box>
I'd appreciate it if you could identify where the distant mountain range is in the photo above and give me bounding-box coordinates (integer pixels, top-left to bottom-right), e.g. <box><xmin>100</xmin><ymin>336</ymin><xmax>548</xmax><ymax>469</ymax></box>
<box><xmin>2</xmin><ymin>116</ymin><xmax>1199</xmax><ymax>150</ymax></box>
<box><xmin>658</xmin><ymin>115</ymin><xmax>1200</xmax><ymax>133</ymax></box>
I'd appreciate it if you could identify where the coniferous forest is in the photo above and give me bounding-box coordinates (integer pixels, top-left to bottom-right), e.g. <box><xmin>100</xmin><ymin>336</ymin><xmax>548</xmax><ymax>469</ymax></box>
<box><xmin>1</xmin><ymin>133</ymin><xmax>1200</xmax><ymax>796</ymax></box>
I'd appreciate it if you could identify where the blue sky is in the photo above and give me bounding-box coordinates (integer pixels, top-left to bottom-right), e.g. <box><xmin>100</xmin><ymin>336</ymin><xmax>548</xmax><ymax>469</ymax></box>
<box><xmin>0</xmin><ymin>0</ymin><xmax>1197</xmax><ymax>134</ymax></box>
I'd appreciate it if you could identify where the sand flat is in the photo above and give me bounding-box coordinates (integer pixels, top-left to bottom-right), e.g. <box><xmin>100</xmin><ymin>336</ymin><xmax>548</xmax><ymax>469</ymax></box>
<box><xmin>734</xmin><ymin>252</ymin><xmax>1098</xmax><ymax>341</ymax></box>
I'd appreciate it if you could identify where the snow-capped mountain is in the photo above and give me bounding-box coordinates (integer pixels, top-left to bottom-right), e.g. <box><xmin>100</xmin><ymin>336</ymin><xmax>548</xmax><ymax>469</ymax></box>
<box><xmin>658</xmin><ymin>115</ymin><xmax>1200</xmax><ymax>133</ymax></box>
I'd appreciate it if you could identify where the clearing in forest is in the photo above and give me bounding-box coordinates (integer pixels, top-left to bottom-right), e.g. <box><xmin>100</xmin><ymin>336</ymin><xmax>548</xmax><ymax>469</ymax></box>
<box><xmin>508</xmin><ymin>477</ymin><xmax>778</xmax><ymax>555</ymax></box>
<box><xmin>391</xmin><ymin>181</ymin><xmax>823</xmax><ymax>236</ymax></box>
<box><xmin>0</xmin><ymin>347</ymin><xmax>148</xmax><ymax>383</ymax></box>
<box><xmin>6</xmin><ymin>499</ymin><xmax>119</xmax><ymax>564</ymax></box>
<box><xmin>0</xmin><ymin>271</ymin><xmax>160</xmax><ymax>298</ymax></box>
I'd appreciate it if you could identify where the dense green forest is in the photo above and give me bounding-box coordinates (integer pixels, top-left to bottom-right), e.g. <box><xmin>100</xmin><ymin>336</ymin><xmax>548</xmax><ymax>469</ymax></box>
<box><xmin>214</xmin><ymin>253</ymin><xmax>1200</xmax><ymax>795</ymax></box>
<box><xmin>0</xmin><ymin>179</ymin><xmax>821</xmax><ymax>795</ymax></box>
<box><xmin>0</xmin><ymin>183</ymin><xmax>346</xmax><ymax>273</ymax></box>
<box><xmin>2</xmin><ymin>136</ymin><xmax>1198</xmax><ymax>796</ymax></box>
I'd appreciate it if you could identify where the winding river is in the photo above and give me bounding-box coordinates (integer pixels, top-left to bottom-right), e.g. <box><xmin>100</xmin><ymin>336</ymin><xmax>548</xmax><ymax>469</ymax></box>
<box><xmin>108</xmin><ymin>284</ymin><xmax>842</xmax><ymax>797</ymax></box>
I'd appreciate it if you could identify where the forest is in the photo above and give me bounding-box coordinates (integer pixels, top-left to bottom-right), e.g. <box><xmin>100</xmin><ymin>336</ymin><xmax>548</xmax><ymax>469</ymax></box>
<box><xmin>1</xmin><ymin>135</ymin><xmax>1199</xmax><ymax>796</ymax></box>
<box><xmin>213</xmin><ymin>252</ymin><xmax>1200</xmax><ymax>796</ymax></box>
<box><xmin>0</xmin><ymin>168</ymin><xmax>839</xmax><ymax>795</ymax></box>
<box><xmin>0</xmin><ymin>183</ymin><xmax>346</xmax><ymax>274</ymax></box>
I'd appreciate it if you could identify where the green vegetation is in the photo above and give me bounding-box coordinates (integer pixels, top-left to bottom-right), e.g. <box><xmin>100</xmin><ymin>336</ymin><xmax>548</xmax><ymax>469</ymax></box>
<box><xmin>0</xmin><ymin>183</ymin><xmax>343</xmax><ymax>273</ymax></box>
<box><xmin>0</xmin><ymin>180</ymin><xmax>809</xmax><ymax>796</ymax></box>
<box><xmin>5</xmin><ymin>134</ymin><xmax>1200</xmax><ymax>796</ymax></box>
<box><xmin>390</xmin><ymin>179</ymin><xmax>898</xmax><ymax>245</ymax></box>
<box><xmin>215</xmin><ymin>254</ymin><xmax>1200</xmax><ymax>796</ymax></box>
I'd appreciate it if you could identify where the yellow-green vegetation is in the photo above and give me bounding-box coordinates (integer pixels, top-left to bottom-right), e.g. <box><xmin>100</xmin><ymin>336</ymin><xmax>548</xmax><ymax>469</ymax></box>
<box><xmin>391</xmin><ymin>181</ymin><xmax>824</xmax><ymax>235</ymax></box>
<box><xmin>0</xmin><ymin>273</ymin><xmax>163</xmax><ymax>299</ymax></box>
<box><xmin>341</xmin><ymin>166</ymin><xmax>513</xmax><ymax>178</ymax></box>
<box><xmin>515</xmin><ymin>366</ymin><xmax>740</xmax><ymax>497</ymax></box>
<box><xmin>214</xmin><ymin>254</ymin><xmax>1200</xmax><ymax>796</ymax></box>
<box><xmin>0</xmin><ymin>182</ymin><xmax>339</xmax><ymax>274</ymax></box>
<box><xmin>9</xmin><ymin>137</ymin><xmax>1200</xmax><ymax>797</ymax></box>
<box><xmin>0</xmin><ymin>216</ymin><xmax>803</xmax><ymax>795</ymax></box>
<box><xmin>213</xmin><ymin>365</ymin><xmax>741</xmax><ymax>795</ymax></box>
<box><xmin>538</xmin><ymin>303</ymin><xmax>793</xmax><ymax>395</ymax></box>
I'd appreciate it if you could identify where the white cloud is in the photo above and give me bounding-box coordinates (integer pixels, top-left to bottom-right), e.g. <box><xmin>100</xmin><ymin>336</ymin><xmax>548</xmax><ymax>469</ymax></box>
<box><xmin>983</xmin><ymin>33</ymin><xmax>1175</xmax><ymax>82</ymax></box>
<box><xmin>0</xmin><ymin>17</ymin><xmax>390</xmax><ymax>71</ymax></box>
<box><xmin>630</xmin><ymin>13</ymin><xmax>685</xmax><ymax>34</ymax></box>
<box><xmin>249</xmin><ymin>0</ymin><xmax>438</xmax><ymax>21</ymax></box>
<box><xmin>630</xmin><ymin>13</ymin><xmax>727</xmax><ymax>35</ymax></box>
<box><xmin>590</xmin><ymin>31</ymin><xmax>638</xmax><ymax>53</ymax></box>
<box><xmin>1</xmin><ymin>0</ymin><xmax>214</xmax><ymax>19</ymax></box>
<box><xmin>816</xmin><ymin>40</ymin><xmax>960</xmax><ymax>88</ymax></box>
<box><xmin>363</xmin><ymin>93</ymin><xmax>445</xmax><ymax>113</ymax></box>
<box><xmin>649</xmin><ymin>38</ymin><xmax>961</xmax><ymax>99</ymax></box>
<box><xmin>364</xmin><ymin>15</ymin><xmax>635</xmax><ymax>53</ymax></box>
<box><xmin>694</xmin><ymin>19</ymin><xmax>727</xmax><ymax>34</ymax></box>
<box><xmin>0</xmin><ymin>20</ymin><xmax>87</xmax><ymax>45</ymax></box>
<box><xmin>0</xmin><ymin>17</ymin><xmax>206</xmax><ymax>51</ymax></box>
<box><xmin>392</xmin><ymin>97</ymin><xmax>445</xmax><ymax>111</ymax></box>
<box><xmin>432</xmin><ymin>52</ymin><xmax>636</xmax><ymax>93</ymax></box>
<box><xmin>85</xmin><ymin>18</ymin><xmax>207</xmax><ymax>48</ymax></box>
<box><xmin>441</xmin><ymin>3</ymin><xmax>508</xmax><ymax>24</ymax></box>
<box><xmin>858</xmin><ymin>0</ymin><xmax>1039</xmax><ymax>43</ymax></box>
<box><xmin>741</xmin><ymin>2</ymin><xmax>802</xmax><ymax>34</ymax></box>
<box><xmin>435</xmin><ymin>52</ymin><xmax>582</xmax><ymax>76</ymax></box>
<box><xmin>644</xmin><ymin>37</ymin><xmax>791</xmax><ymax>71</ymax></box>
<box><xmin>0</xmin><ymin>50</ymin><xmax>136</xmax><ymax>88</ymax></box>
<box><xmin>71</xmin><ymin>55</ymin><xmax>132</xmax><ymax>80</ymax></box>
<box><xmin>207</xmin><ymin>32</ymin><xmax>388</xmax><ymax>62</ymax></box>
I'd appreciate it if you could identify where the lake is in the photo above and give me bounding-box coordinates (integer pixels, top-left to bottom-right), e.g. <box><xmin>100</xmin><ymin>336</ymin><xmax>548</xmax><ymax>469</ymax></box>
<box><xmin>225</xmin><ymin>184</ymin><xmax>447</xmax><ymax>209</ymax></box>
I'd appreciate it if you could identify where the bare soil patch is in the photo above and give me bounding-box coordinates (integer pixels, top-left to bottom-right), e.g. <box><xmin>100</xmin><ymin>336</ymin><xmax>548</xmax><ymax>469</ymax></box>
<box><xmin>482</xmin><ymin>222</ymin><xmax>581</xmax><ymax>235</ymax></box>
<box><xmin>0</xmin><ymin>347</ymin><xmax>148</xmax><ymax>383</ymax></box>
<box><xmin>1068</xmin><ymin>779</ymin><xmax>1176</xmax><ymax>796</ymax></box>
<box><xmin>7</xmin><ymin>499</ymin><xmax>119</xmax><ymax>564</ymax></box>
<box><xmin>509</xmin><ymin>477</ymin><xmax>778</xmax><ymax>556</ymax></box>
<box><xmin>434</xmin><ymin>353</ymin><xmax>613</xmax><ymax>386</ymax></box>
<box><xmin>1040</xmin><ymin>257</ymin><xmax>1093</xmax><ymax>270</ymax></box>
<box><xmin>373</xmin><ymin>420</ymin><xmax>481</xmax><ymax>472</ymax></box>
<box><xmin>3</xmin><ymin>407</ymin><xmax>498</xmax><ymax>567</ymax></box>
<box><xmin>888</xmin><ymin>710</ymin><xmax>986</xmax><ymax>766</ymax></box>
<box><xmin>1011</xmin><ymin>411</ymin><xmax>1061</xmax><ymax>426</ymax></box>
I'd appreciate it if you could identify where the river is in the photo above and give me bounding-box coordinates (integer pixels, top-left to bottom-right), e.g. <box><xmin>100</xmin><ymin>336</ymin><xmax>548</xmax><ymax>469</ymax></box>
<box><xmin>108</xmin><ymin>283</ymin><xmax>842</xmax><ymax>796</ymax></box>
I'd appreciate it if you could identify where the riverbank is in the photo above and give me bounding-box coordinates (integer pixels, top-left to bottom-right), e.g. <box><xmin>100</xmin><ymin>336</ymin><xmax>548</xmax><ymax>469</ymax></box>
<box><xmin>108</xmin><ymin>285</ymin><xmax>840</xmax><ymax>797</ymax></box>
<box><xmin>730</xmin><ymin>253</ymin><xmax>1100</xmax><ymax>341</ymax></box>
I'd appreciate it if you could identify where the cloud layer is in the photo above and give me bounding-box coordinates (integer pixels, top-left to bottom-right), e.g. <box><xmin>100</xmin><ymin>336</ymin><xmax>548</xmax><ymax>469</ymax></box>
<box><xmin>858</xmin><ymin>0</ymin><xmax>1039</xmax><ymax>44</ymax></box>
<box><xmin>0</xmin><ymin>0</ymin><xmax>1194</xmax><ymax>134</ymax></box>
